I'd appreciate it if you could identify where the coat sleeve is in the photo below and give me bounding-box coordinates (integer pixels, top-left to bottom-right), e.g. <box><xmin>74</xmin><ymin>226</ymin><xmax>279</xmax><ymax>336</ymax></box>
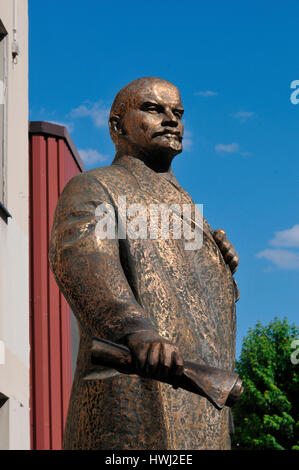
<box><xmin>49</xmin><ymin>171</ymin><xmax>157</xmax><ymax>342</ymax></box>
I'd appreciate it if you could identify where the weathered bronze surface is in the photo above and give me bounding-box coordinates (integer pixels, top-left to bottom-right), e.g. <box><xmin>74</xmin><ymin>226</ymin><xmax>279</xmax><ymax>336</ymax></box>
<box><xmin>49</xmin><ymin>77</ymin><xmax>241</xmax><ymax>450</ymax></box>
<box><xmin>85</xmin><ymin>337</ymin><xmax>243</xmax><ymax>410</ymax></box>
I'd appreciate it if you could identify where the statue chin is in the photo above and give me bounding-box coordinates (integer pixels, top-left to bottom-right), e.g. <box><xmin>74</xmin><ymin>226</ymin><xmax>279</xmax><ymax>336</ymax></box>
<box><xmin>152</xmin><ymin>140</ymin><xmax>183</xmax><ymax>157</ymax></box>
<box><xmin>154</xmin><ymin>134</ymin><xmax>182</xmax><ymax>151</ymax></box>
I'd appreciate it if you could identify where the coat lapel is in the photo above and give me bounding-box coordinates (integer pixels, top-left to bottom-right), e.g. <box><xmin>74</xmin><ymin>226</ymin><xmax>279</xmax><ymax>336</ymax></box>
<box><xmin>112</xmin><ymin>156</ymin><xmax>237</xmax><ymax>297</ymax></box>
<box><xmin>112</xmin><ymin>155</ymin><xmax>214</xmax><ymax>240</ymax></box>
<box><xmin>112</xmin><ymin>155</ymin><xmax>183</xmax><ymax>206</ymax></box>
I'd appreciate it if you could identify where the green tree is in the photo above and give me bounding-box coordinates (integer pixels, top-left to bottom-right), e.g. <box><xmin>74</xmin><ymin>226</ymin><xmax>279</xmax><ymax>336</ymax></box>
<box><xmin>232</xmin><ymin>317</ymin><xmax>299</xmax><ymax>450</ymax></box>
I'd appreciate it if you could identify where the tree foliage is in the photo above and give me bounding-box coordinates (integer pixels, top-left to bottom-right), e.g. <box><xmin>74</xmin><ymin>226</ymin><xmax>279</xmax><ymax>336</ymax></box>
<box><xmin>232</xmin><ymin>317</ymin><xmax>299</xmax><ymax>450</ymax></box>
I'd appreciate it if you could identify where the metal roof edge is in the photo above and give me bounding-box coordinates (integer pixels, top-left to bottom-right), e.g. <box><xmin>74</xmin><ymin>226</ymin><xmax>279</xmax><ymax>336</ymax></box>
<box><xmin>29</xmin><ymin>121</ymin><xmax>85</xmax><ymax>172</ymax></box>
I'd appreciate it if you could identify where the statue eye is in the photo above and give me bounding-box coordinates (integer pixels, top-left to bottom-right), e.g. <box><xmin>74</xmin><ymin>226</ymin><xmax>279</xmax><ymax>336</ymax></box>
<box><xmin>141</xmin><ymin>103</ymin><xmax>163</xmax><ymax>114</ymax></box>
<box><xmin>174</xmin><ymin>110</ymin><xmax>184</xmax><ymax>119</ymax></box>
<box><xmin>148</xmin><ymin>106</ymin><xmax>159</xmax><ymax>112</ymax></box>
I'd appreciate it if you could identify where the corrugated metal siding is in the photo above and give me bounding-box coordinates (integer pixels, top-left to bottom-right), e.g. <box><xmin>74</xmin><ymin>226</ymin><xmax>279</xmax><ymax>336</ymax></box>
<box><xmin>29</xmin><ymin>127</ymin><xmax>83</xmax><ymax>450</ymax></box>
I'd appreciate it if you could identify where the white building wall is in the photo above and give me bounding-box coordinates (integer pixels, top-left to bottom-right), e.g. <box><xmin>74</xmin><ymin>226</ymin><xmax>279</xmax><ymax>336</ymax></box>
<box><xmin>0</xmin><ymin>0</ymin><xmax>29</xmax><ymax>450</ymax></box>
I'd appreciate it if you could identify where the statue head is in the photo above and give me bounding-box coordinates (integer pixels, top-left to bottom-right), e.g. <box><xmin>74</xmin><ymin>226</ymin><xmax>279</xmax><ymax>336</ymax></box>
<box><xmin>109</xmin><ymin>77</ymin><xmax>184</xmax><ymax>165</ymax></box>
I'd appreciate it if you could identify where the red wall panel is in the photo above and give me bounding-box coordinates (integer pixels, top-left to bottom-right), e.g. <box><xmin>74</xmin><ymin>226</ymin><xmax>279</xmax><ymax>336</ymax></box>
<box><xmin>29</xmin><ymin>123</ymin><xmax>84</xmax><ymax>450</ymax></box>
<box><xmin>47</xmin><ymin>137</ymin><xmax>63</xmax><ymax>449</ymax></box>
<box><xmin>30</xmin><ymin>135</ymin><xmax>51</xmax><ymax>450</ymax></box>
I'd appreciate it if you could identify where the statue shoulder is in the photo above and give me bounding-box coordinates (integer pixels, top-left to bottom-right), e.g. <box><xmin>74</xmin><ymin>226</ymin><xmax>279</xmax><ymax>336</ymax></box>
<box><xmin>60</xmin><ymin>164</ymin><xmax>130</xmax><ymax>199</ymax></box>
<box><xmin>83</xmin><ymin>164</ymin><xmax>136</xmax><ymax>197</ymax></box>
<box><xmin>86</xmin><ymin>164</ymin><xmax>131</xmax><ymax>185</ymax></box>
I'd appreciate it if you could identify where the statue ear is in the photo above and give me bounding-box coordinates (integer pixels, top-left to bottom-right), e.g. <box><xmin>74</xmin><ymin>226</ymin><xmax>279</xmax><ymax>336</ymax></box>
<box><xmin>109</xmin><ymin>116</ymin><xmax>124</xmax><ymax>135</ymax></box>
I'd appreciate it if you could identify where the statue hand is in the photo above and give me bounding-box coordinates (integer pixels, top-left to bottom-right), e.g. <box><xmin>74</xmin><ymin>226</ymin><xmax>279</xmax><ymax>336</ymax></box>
<box><xmin>213</xmin><ymin>229</ymin><xmax>239</xmax><ymax>274</ymax></box>
<box><xmin>124</xmin><ymin>330</ymin><xmax>184</xmax><ymax>382</ymax></box>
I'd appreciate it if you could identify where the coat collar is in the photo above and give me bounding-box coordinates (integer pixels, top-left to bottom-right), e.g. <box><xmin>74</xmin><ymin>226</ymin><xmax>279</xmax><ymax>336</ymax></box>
<box><xmin>112</xmin><ymin>154</ymin><xmax>193</xmax><ymax>206</ymax></box>
<box><xmin>111</xmin><ymin>154</ymin><xmax>214</xmax><ymax>239</ymax></box>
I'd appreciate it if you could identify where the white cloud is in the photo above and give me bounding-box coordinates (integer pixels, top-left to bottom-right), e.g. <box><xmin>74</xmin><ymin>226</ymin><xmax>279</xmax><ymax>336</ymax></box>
<box><xmin>230</xmin><ymin>111</ymin><xmax>254</xmax><ymax>122</ymax></box>
<box><xmin>195</xmin><ymin>90</ymin><xmax>218</xmax><ymax>97</ymax></box>
<box><xmin>79</xmin><ymin>149</ymin><xmax>109</xmax><ymax>166</ymax></box>
<box><xmin>257</xmin><ymin>224</ymin><xmax>299</xmax><ymax>270</ymax></box>
<box><xmin>215</xmin><ymin>142</ymin><xmax>239</xmax><ymax>153</ymax></box>
<box><xmin>256</xmin><ymin>249</ymin><xmax>299</xmax><ymax>270</ymax></box>
<box><xmin>183</xmin><ymin>129</ymin><xmax>192</xmax><ymax>150</ymax></box>
<box><xmin>70</xmin><ymin>102</ymin><xmax>109</xmax><ymax>128</ymax></box>
<box><xmin>269</xmin><ymin>224</ymin><xmax>299</xmax><ymax>248</ymax></box>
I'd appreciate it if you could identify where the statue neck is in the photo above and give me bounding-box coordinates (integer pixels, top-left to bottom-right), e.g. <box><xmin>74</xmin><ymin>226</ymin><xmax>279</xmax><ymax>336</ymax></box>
<box><xmin>114</xmin><ymin>150</ymin><xmax>174</xmax><ymax>174</ymax></box>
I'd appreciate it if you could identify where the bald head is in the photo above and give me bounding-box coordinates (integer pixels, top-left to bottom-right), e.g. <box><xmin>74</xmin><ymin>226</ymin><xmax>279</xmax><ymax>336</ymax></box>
<box><xmin>109</xmin><ymin>77</ymin><xmax>184</xmax><ymax>164</ymax></box>
<box><xmin>109</xmin><ymin>77</ymin><xmax>180</xmax><ymax>126</ymax></box>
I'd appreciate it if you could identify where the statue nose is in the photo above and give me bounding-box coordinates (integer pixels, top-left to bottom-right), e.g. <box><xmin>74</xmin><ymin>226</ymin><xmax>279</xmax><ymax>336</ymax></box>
<box><xmin>162</xmin><ymin>110</ymin><xmax>178</xmax><ymax>127</ymax></box>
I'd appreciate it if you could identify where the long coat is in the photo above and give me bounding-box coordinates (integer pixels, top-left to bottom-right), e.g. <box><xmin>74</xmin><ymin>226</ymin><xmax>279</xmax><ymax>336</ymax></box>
<box><xmin>49</xmin><ymin>154</ymin><xmax>239</xmax><ymax>450</ymax></box>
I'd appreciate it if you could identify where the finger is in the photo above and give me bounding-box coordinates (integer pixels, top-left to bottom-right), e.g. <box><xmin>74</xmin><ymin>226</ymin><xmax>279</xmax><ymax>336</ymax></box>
<box><xmin>213</xmin><ymin>229</ymin><xmax>226</xmax><ymax>244</ymax></box>
<box><xmin>172</xmin><ymin>350</ymin><xmax>184</xmax><ymax>377</ymax></box>
<box><xmin>154</xmin><ymin>345</ymin><xmax>168</xmax><ymax>380</ymax></box>
<box><xmin>171</xmin><ymin>350</ymin><xmax>184</xmax><ymax>389</ymax></box>
<box><xmin>224</xmin><ymin>247</ymin><xmax>236</xmax><ymax>263</ymax></box>
<box><xmin>136</xmin><ymin>344</ymin><xmax>150</xmax><ymax>374</ymax></box>
<box><xmin>218</xmin><ymin>238</ymin><xmax>231</xmax><ymax>255</ymax></box>
<box><xmin>146</xmin><ymin>342</ymin><xmax>161</xmax><ymax>377</ymax></box>
<box><xmin>159</xmin><ymin>344</ymin><xmax>173</xmax><ymax>379</ymax></box>
<box><xmin>230</xmin><ymin>255</ymin><xmax>239</xmax><ymax>274</ymax></box>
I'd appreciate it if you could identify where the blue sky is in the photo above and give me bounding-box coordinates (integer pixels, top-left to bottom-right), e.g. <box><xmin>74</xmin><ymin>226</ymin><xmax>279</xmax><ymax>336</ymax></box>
<box><xmin>29</xmin><ymin>1</ymin><xmax>299</xmax><ymax>357</ymax></box>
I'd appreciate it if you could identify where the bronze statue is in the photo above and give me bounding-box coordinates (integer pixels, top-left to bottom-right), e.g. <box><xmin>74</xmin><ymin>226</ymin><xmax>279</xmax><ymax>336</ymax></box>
<box><xmin>49</xmin><ymin>77</ymin><xmax>241</xmax><ymax>450</ymax></box>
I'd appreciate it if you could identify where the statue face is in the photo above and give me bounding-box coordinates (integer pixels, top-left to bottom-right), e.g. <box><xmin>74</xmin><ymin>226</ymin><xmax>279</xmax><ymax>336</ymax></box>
<box><xmin>121</xmin><ymin>80</ymin><xmax>184</xmax><ymax>158</ymax></box>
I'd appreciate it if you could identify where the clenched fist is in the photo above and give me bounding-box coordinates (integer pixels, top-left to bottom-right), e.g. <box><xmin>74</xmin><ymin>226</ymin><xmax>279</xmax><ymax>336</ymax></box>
<box><xmin>213</xmin><ymin>229</ymin><xmax>239</xmax><ymax>274</ymax></box>
<box><xmin>124</xmin><ymin>330</ymin><xmax>184</xmax><ymax>382</ymax></box>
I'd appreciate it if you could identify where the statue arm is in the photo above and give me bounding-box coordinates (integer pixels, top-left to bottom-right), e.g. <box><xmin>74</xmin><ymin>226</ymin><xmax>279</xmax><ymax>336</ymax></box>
<box><xmin>49</xmin><ymin>171</ymin><xmax>156</xmax><ymax>343</ymax></box>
